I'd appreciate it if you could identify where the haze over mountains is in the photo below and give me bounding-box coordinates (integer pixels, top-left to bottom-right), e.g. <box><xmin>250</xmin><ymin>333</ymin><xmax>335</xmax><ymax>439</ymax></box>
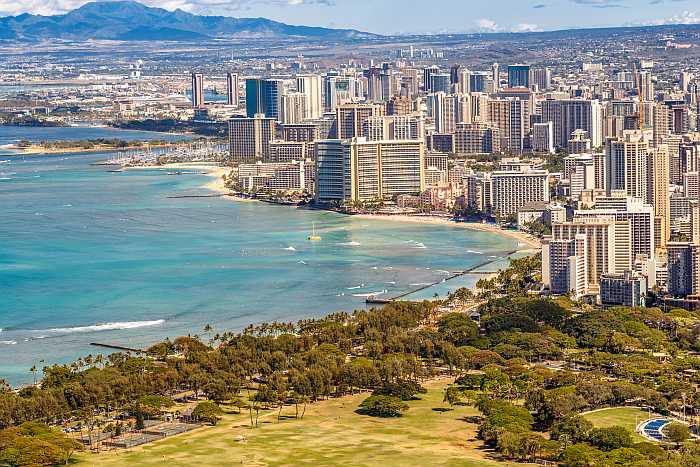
<box><xmin>0</xmin><ymin>1</ymin><xmax>376</xmax><ymax>41</ymax></box>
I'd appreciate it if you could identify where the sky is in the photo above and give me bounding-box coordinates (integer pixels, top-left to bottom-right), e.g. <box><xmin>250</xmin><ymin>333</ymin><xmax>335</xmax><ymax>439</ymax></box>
<box><xmin>1</xmin><ymin>0</ymin><xmax>699</xmax><ymax>35</ymax></box>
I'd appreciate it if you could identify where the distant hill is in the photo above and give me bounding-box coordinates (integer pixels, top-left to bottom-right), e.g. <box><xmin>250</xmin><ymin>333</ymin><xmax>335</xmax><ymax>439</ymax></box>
<box><xmin>0</xmin><ymin>1</ymin><xmax>377</xmax><ymax>41</ymax></box>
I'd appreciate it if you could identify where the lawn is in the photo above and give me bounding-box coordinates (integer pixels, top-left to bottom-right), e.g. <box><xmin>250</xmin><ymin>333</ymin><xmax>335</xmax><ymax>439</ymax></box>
<box><xmin>582</xmin><ymin>407</ymin><xmax>655</xmax><ymax>443</ymax></box>
<box><xmin>76</xmin><ymin>378</ymin><xmax>527</xmax><ymax>466</ymax></box>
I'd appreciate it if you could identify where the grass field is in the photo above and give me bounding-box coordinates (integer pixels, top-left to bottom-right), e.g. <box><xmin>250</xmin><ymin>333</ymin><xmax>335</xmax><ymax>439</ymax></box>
<box><xmin>582</xmin><ymin>407</ymin><xmax>654</xmax><ymax>443</ymax></box>
<box><xmin>76</xmin><ymin>379</ymin><xmax>526</xmax><ymax>466</ymax></box>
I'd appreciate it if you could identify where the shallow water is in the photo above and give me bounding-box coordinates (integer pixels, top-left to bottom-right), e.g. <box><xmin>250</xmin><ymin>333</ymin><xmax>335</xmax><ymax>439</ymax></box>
<box><xmin>0</xmin><ymin>127</ymin><xmax>519</xmax><ymax>386</ymax></box>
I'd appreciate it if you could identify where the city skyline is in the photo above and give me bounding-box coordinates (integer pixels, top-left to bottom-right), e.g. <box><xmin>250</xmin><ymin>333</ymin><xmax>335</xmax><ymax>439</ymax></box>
<box><xmin>1</xmin><ymin>0</ymin><xmax>699</xmax><ymax>35</ymax></box>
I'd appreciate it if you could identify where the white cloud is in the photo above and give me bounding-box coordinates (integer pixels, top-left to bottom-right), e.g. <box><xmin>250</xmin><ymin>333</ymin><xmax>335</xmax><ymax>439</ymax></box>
<box><xmin>627</xmin><ymin>10</ymin><xmax>700</xmax><ymax>26</ymax></box>
<box><xmin>476</xmin><ymin>18</ymin><xmax>501</xmax><ymax>32</ymax></box>
<box><xmin>512</xmin><ymin>23</ymin><xmax>542</xmax><ymax>32</ymax></box>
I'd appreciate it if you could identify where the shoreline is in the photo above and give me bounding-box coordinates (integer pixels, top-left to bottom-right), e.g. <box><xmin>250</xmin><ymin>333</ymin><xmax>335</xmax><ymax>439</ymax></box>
<box><xmin>126</xmin><ymin>162</ymin><xmax>232</xmax><ymax>194</ymax></box>
<box><xmin>348</xmin><ymin>214</ymin><xmax>541</xmax><ymax>249</ymax></box>
<box><xmin>1</xmin><ymin>142</ymin><xmax>181</xmax><ymax>156</ymax></box>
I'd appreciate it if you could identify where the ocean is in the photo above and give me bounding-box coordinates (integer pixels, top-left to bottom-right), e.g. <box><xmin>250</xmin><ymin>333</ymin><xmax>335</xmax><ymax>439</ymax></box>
<box><xmin>0</xmin><ymin>126</ymin><xmax>520</xmax><ymax>386</ymax></box>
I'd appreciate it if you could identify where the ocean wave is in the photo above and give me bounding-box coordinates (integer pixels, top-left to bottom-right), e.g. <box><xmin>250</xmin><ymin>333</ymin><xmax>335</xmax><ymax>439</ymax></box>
<box><xmin>0</xmin><ymin>340</ymin><xmax>17</xmax><ymax>345</ymax></box>
<box><xmin>410</xmin><ymin>283</ymin><xmax>433</xmax><ymax>286</ymax></box>
<box><xmin>39</xmin><ymin>320</ymin><xmax>165</xmax><ymax>335</ymax></box>
<box><xmin>337</xmin><ymin>241</ymin><xmax>361</xmax><ymax>247</ymax></box>
<box><xmin>0</xmin><ymin>177</ymin><xmax>11</xmax><ymax>180</ymax></box>
<box><xmin>297</xmin><ymin>260</ymin><xmax>307</xmax><ymax>265</ymax></box>
<box><xmin>466</xmin><ymin>249</ymin><xmax>484</xmax><ymax>255</ymax></box>
<box><xmin>283</xmin><ymin>246</ymin><xmax>297</xmax><ymax>251</ymax></box>
<box><xmin>347</xmin><ymin>284</ymin><xmax>365</xmax><ymax>290</ymax></box>
<box><xmin>413</xmin><ymin>242</ymin><xmax>427</xmax><ymax>249</ymax></box>
<box><xmin>435</xmin><ymin>270</ymin><xmax>452</xmax><ymax>275</ymax></box>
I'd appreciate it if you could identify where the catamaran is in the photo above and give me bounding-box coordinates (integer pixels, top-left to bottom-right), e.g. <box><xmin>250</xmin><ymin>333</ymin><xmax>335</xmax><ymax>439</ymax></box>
<box><xmin>308</xmin><ymin>223</ymin><xmax>321</xmax><ymax>241</ymax></box>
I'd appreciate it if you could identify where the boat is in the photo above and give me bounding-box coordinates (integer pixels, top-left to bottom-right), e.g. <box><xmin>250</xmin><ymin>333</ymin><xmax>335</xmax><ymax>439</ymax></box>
<box><xmin>307</xmin><ymin>223</ymin><xmax>321</xmax><ymax>241</ymax></box>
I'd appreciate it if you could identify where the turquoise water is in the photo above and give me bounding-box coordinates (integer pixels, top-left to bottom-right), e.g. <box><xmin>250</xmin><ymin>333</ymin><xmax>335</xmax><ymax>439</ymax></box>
<box><xmin>0</xmin><ymin>127</ymin><xmax>519</xmax><ymax>386</ymax></box>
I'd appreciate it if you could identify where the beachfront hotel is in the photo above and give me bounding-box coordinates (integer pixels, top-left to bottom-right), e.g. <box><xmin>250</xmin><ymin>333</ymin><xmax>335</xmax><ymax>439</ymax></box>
<box><xmin>315</xmin><ymin>137</ymin><xmax>425</xmax><ymax>203</ymax></box>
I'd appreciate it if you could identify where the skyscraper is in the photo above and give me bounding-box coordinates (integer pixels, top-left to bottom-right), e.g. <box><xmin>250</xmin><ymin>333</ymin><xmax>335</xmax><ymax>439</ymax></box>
<box><xmin>491</xmin><ymin>63</ymin><xmax>500</xmax><ymax>93</ymax></box>
<box><xmin>191</xmin><ymin>72</ymin><xmax>205</xmax><ymax>109</ymax></box>
<box><xmin>226</xmin><ymin>72</ymin><xmax>238</xmax><ymax>107</ymax></box>
<box><xmin>228</xmin><ymin>115</ymin><xmax>276</xmax><ymax>161</ymax></box>
<box><xmin>508</xmin><ymin>64</ymin><xmax>530</xmax><ymax>88</ymax></box>
<box><xmin>531</xmin><ymin>67</ymin><xmax>552</xmax><ymax>91</ymax></box>
<box><xmin>315</xmin><ymin>138</ymin><xmax>425</xmax><ymax>203</ymax></box>
<box><xmin>423</xmin><ymin>66</ymin><xmax>440</xmax><ymax>93</ymax></box>
<box><xmin>296</xmin><ymin>75</ymin><xmax>323</xmax><ymax>120</ymax></box>
<box><xmin>246</xmin><ymin>78</ymin><xmax>284</xmax><ymax>120</ymax></box>
<box><xmin>280</xmin><ymin>92</ymin><xmax>307</xmax><ymax>125</ymax></box>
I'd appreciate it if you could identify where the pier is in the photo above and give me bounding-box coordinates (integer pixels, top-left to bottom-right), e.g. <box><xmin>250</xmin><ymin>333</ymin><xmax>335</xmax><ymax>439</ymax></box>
<box><xmin>90</xmin><ymin>342</ymin><xmax>145</xmax><ymax>353</ymax></box>
<box><xmin>365</xmin><ymin>250</ymin><xmax>518</xmax><ymax>305</ymax></box>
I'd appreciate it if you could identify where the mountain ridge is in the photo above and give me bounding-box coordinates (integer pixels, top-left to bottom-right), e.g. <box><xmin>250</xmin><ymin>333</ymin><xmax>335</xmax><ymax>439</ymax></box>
<box><xmin>0</xmin><ymin>1</ymin><xmax>377</xmax><ymax>41</ymax></box>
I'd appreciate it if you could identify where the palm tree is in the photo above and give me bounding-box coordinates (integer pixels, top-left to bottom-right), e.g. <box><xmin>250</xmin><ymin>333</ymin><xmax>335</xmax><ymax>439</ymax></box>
<box><xmin>30</xmin><ymin>365</ymin><xmax>37</xmax><ymax>385</ymax></box>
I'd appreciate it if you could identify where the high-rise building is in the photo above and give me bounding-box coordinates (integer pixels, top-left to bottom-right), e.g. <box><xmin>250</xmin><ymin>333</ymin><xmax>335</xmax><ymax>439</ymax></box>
<box><xmin>507</xmin><ymin>64</ymin><xmax>530</xmax><ymax>88</ymax></box>
<box><xmin>246</xmin><ymin>78</ymin><xmax>284</xmax><ymax>120</ymax></box>
<box><xmin>532</xmin><ymin>122</ymin><xmax>555</xmax><ymax>154</ymax></box>
<box><xmin>490</xmin><ymin>169</ymin><xmax>550</xmax><ymax>217</ymax></box>
<box><xmin>600</xmin><ymin>270</ymin><xmax>647</xmax><ymax>307</ymax></box>
<box><xmin>335</xmin><ymin>104</ymin><xmax>385</xmax><ymax>139</ymax></box>
<box><xmin>323</xmin><ymin>74</ymin><xmax>358</xmax><ymax>112</ymax></box>
<box><xmin>296</xmin><ymin>75</ymin><xmax>323</xmax><ymax>120</ymax></box>
<box><xmin>541</xmin><ymin>98</ymin><xmax>603</xmax><ymax>149</ymax></box>
<box><xmin>667</xmin><ymin>242</ymin><xmax>700</xmax><ymax>296</ymax></box>
<box><xmin>487</xmin><ymin>98</ymin><xmax>530</xmax><ymax>154</ymax></box>
<box><xmin>568</xmin><ymin>129</ymin><xmax>593</xmax><ymax>154</ymax></box>
<box><xmin>680</xmin><ymin>71</ymin><xmax>694</xmax><ymax>93</ymax></box>
<box><xmin>432</xmin><ymin>92</ymin><xmax>471</xmax><ymax>135</ymax></box>
<box><xmin>315</xmin><ymin>138</ymin><xmax>425</xmax><ymax>203</ymax></box>
<box><xmin>576</xmin><ymin>195</ymin><xmax>656</xmax><ymax>261</ymax></box>
<box><xmin>542</xmin><ymin>234</ymin><xmax>589</xmax><ymax>298</ymax></box>
<box><xmin>226</xmin><ymin>72</ymin><xmax>238</xmax><ymax>107</ymax></box>
<box><xmin>423</xmin><ymin>66</ymin><xmax>440</xmax><ymax>92</ymax></box>
<box><xmin>650</xmin><ymin>145</ymin><xmax>671</xmax><ymax>248</ymax></box>
<box><xmin>454</xmin><ymin>122</ymin><xmax>501</xmax><ymax>155</ymax></box>
<box><xmin>191</xmin><ymin>72</ymin><xmax>205</xmax><ymax>109</ymax></box>
<box><xmin>606</xmin><ymin>131</ymin><xmax>651</xmax><ymax>203</ymax></box>
<box><xmin>456</xmin><ymin>68</ymin><xmax>472</xmax><ymax>94</ymax></box>
<box><xmin>470</xmin><ymin>73</ymin><xmax>487</xmax><ymax>93</ymax></box>
<box><xmin>228</xmin><ymin>115</ymin><xmax>276</xmax><ymax>161</ymax></box>
<box><xmin>549</xmin><ymin>219</ymin><xmax>632</xmax><ymax>291</ymax></box>
<box><xmin>362</xmin><ymin>115</ymin><xmax>424</xmax><ymax>141</ymax></box>
<box><xmin>491</xmin><ymin>63</ymin><xmax>500</xmax><ymax>93</ymax></box>
<box><xmin>429</xmin><ymin>73</ymin><xmax>451</xmax><ymax>94</ymax></box>
<box><xmin>280</xmin><ymin>92</ymin><xmax>307</xmax><ymax>125</ymax></box>
<box><xmin>531</xmin><ymin>67</ymin><xmax>552</xmax><ymax>91</ymax></box>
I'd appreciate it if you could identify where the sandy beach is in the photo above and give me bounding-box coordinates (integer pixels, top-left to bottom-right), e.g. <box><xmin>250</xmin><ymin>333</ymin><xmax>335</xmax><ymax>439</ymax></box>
<box><xmin>126</xmin><ymin>165</ymin><xmax>541</xmax><ymax>250</ymax></box>
<box><xmin>352</xmin><ymin>213</ymin><xmax>541</xmax><ymax>249</ymax></box>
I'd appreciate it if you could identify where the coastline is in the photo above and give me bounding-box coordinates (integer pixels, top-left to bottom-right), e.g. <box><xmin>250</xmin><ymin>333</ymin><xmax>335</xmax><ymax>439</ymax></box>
<box><xmin>127</xmin><ymin>162</ymin><xmax>232</xmax><ymax>194</ymax></box>
<box><xmin>1</xmin><ymin>142</ymin><xmax>180</xmax><ymax>156</ymax></box>
<box><xmin>167</xmin><ymin>166</ymin><xmax>542</xmax><ymax>251</ymax></box>
<box><xmin>351</xmin><ymin>213</ymin><xmax>542</xmax><ymax>249</ymax></box>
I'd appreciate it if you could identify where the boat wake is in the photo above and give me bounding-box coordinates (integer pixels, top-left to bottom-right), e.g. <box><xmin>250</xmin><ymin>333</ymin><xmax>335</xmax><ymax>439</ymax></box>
<box><xmin>347</xmin><ymin>284</ymin><xmax>365</xmax><ymax>290</ymax></box>
<box><xmin>283</xmin><ymin>246</ymin><xmax>297</xmax><ymax>251</ymax></box>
